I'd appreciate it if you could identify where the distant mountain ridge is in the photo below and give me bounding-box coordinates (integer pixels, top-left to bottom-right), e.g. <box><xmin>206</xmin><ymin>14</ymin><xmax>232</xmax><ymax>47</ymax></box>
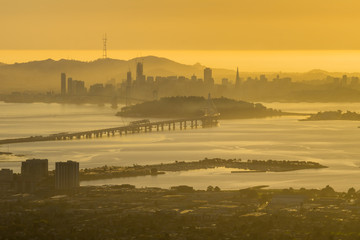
<box><xmin>0</xmin><ymin>56</ymin><xmax>359</xmax><ymax>93</ymax></box>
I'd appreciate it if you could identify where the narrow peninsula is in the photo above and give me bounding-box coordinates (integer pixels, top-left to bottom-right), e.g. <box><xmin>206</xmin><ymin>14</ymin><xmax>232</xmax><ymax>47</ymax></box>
<box><xmin>301</xmin><ymin>110</ymin><xmax>360</xmax><ymax>121</ymax></box>
<box><xmin>80</xmin><ymin>158</ymin><xmax>327</xmax><ymax>181</ymax></box>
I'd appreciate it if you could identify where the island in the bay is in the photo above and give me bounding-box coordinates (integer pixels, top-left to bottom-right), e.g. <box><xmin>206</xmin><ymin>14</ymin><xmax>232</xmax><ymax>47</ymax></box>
<box><xmin>301</xmin><ymin>110</ymin><xmax>360</xmax><ymax>121</ymax></box>
<box><xmin>79</xmin><ymin>158</ymin><xmax>327</xmax><ymax>181</ymax></box>
<box><xmin>116</xmin><ymin>96</ymin><xmax>301</xmax><ymax>119</ymax></box>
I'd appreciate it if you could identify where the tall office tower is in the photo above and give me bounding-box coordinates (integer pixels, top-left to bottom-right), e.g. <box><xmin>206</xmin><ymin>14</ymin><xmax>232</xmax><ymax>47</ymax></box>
<box><xmin>126</xmin><ymin>71</ymin><xmax>132</xmax><ymax>106</ymax></box>
<box><xmin>67</xmin><ymin>77</ymin><xmax>73</xmax><ymax>95</ymax></box>
<box><xmin>204</xmin><ymin>67</ymin><xmax>214</xmax><ymax>87</ymax></box>
<box><xmin>61</xmin><ymin>73</ymin><xmax>66</xmax><ymax>95</ymax></box>
<box><xmin>127</xmin><ymin>71</ymin><xmax>132</xmax><ymax>86</ymax></box>
<box><xmin>136</xmin><ymin>62</ymin><xmax>143</xmax><ymax>78</ymax></box>
<box><xmin>235</xmin><ymin>67</ymin><xmax>241</xmax><ymax>88</ymax></box>
<box><xmin>55</xmin><ymin>161</ymin><xmax>79</xmax><ymax>190</ymax></box>
<box><xmin>136</xmin><ymin>62</ymin><xmax>145</xmax><ymax>84</ymax></box>
<box><xmin>21</xmin><ymin>159</ymin><xmax>48</xmax><ymax>180</ymax></box>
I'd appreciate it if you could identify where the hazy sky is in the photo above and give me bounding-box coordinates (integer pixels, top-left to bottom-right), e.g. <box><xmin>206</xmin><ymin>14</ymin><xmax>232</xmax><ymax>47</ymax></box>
<box><xmin>2</xmin><ymin>0</ymin><xmax>360</xmax><ymax>50</ymax></box>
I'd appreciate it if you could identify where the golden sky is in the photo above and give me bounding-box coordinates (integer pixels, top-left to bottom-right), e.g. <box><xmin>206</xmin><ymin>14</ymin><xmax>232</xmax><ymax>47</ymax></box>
<box><xmin>2</xmin><ymin>0</ymin><xmax>360</xmax><ymax>50</ymax></box>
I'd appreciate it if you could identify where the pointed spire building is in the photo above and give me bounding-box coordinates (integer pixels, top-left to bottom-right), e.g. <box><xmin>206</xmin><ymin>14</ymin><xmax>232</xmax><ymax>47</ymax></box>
<box><xmin>235</xmin><ymin>67</ymin><xmax>241</xmax><ymax>88</ymax></box>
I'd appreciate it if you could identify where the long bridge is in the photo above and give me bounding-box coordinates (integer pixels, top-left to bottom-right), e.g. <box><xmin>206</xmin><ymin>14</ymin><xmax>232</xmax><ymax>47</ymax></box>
<box><xmin>0</xmin><ymin>115</ymin><xmax>219</xmax><ymax>145</ymax></box>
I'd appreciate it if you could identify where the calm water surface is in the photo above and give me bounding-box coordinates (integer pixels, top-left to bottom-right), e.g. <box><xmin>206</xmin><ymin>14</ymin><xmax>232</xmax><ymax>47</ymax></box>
<box><xmin>1</xmin><ymin>101</ymin><xmax>360</xmax><ymax>191</ymax></box>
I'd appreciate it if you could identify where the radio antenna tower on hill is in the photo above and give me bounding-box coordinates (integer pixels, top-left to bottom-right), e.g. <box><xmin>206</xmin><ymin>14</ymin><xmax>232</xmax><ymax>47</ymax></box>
<box><xmin>103</xmin><ymin>33</ymin><xmax>107</xmax><ymax>59</ymax></box>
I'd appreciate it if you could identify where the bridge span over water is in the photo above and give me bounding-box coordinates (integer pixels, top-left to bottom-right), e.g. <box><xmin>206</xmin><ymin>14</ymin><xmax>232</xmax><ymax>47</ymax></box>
<box><xmin>0</xmin><ymin>115</ymin><xmax>219</xmax><ymax>145</ymax></box>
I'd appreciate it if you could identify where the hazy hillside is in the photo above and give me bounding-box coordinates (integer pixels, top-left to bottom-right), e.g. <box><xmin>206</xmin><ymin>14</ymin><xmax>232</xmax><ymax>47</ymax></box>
<box><xmin>117</xmin><ymin>96</ymin><xmax>285</xmax><ymax>119</ymax></box>
<box><xmin>0</xmin><ymin>56</ymin><xmax>234</xmax><ymax>93</ymax></box>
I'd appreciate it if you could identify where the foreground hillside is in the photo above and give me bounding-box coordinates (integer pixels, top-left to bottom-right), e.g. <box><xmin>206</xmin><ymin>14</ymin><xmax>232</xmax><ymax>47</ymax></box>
<box><xmin>1</xmin><ymin>185</ymin><xmax>359</xmax><ymax>240</ymax></box>
<box><xmin>116</xmin><ymin>96</ymin><xmax>294</xmax><ymax>119</ymax></box>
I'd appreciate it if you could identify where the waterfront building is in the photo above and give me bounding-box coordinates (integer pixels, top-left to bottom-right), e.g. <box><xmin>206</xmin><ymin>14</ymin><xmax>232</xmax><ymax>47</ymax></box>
<box><xmin>55</xmin><ymin>161</ymin><xmax>79</xmax><ymax>190</ymax></box>
<box><xmin>273</xmin><ymin>76</ymin><xmax>292</xmax><ymax>84</ymax></box>
<box><xmin>89</xmin><ymin>83</ymin><xmax>104</xmax><ymax>95</ymax></box>
<box><xmin>136</xmin><ymin>62</ymin><xmax>146</xmax><ymax>84</ymax></box>
<box><xmin>191</xmin><ymin>74</ymin><xmax>197</xmax><ymax>83</ymax></box>
<box><xmin>126</xmin><ymin>71</ymin><xmax>132</xmax><ymax>106</ymax></box>
<box><xmin>127</xmin><ymin>71</ymin><xmax>132</xmax><ymax>86</ymax></box>
<box><xmin>0</xmin><ymin>169</ymin><xmax>13</xmax><ymax>191</ymax></box>
<box><xmin>21</xmin><ymin>159</ymin><xmax>48</xmax><ymax>180</ymax></box>
<box><xmin>147</xmin><ymin>76</ymin><xmax>154</xmax><ymax>84</ymax></box>
<box><xmin>67</xmin><ymin>77</ymin><xmax>73</xmax><ymax>95</ymax></box>
<box><xmin>204</xmin><ymin>68</ymin><xmax>214</xmax><ymax>88</ymax></box>
<box><xmin>351</xmin><ymin>77</ymin><xmax>359</xmax><ymax>86</ymax></box>
<box><xmin>72</xmin><ymin>80</ymin><xmax>86</xmax><ymax>95</ymax></box>
<box><xmin>0</xmin><ymin>169</ymin><xmax>13</xmax><ymax>181</ymax></box>
<box><xmin>18</xmin><ymin>159</ymin><xmax>48</xmax><ymax>193</ymax></box>
<box><xmin>61</xmin><ymin>73</ymin><xmax>66</xmax><ymax>95</ymax></box>
<box><xmin>341</xmin><ymin>75</ymin><xmax>348</xmax><ymax>87</ymax></box>
<box><xmin>222</xmin><ymin>78</ymin><xmax>229</xmax><ymax>86</ymax></box>
<box><xmin>259</xmin><ymin>74</ymin><xmax>268</xmax><ymax>83</ymax></box>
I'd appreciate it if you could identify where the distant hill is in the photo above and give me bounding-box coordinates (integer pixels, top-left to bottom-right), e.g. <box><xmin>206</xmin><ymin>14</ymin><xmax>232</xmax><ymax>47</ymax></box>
<box><xmin>116</xmin><ymin>96</ymin><xmax>288</xmax><ymax>119</ymax></box>
<box><xmin>0</xmin><ymin>56</ymin><xmax>234</xmax><ymax>93</ymax></box>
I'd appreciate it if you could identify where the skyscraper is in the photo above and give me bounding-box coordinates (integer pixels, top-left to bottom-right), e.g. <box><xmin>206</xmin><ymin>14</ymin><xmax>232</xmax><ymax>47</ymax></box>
<box><xmin>61</xmin><ymin>73</ymin><xmax>66</xmax><ymax>95</ymax></box>
<box><xmin>126</xmin><ymin>71</ymin><xmax>132</xmax><ymax>106</ymax></box>
<box><xmin>21</xmin><ymin>159</ymin><xmax>48</xmax><ymax>180</ymax></box>
<box><xmin>17</xmin><ymin>159</ymin><xmax>48</xmax><ymax>193</ymax></box>
<box><xmin>67</xmin><ymin>77</ymin><xmax>73</xmax><ymax>95</ymax></box>
<box><xmin>136</xmin><ymin>62</ymin><xmax>143</xmax><ymax>77</ymax></box>
<box><xmin>235</xmin><ymin>67</ymin><xmax>241</xmax><ymax>88</ymax></box>
<box><xmin>136</xmin><ymin>62</ymin><xmax>145</xmax><ymax>84</ymax></box>
<box><xmin>204</xmin><ymin>68</ymin><xmax>214</xmax><ymax>88</ymax></box>
<box><xmin>127</xmin><ymin>71</ymin><xmax>132</xmax><ymax>86</ymax></box>
<box><xmin>55</xmin><ymin>161</ymin><xmax>79</xmax><ymax>190</ymax></box>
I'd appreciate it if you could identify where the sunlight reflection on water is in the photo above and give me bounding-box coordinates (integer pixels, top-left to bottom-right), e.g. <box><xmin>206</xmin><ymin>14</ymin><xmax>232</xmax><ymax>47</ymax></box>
<box><xmin>1</xmin><ymin>101</ymin><xmax>360</xmax><ymax>191</ymax></box>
